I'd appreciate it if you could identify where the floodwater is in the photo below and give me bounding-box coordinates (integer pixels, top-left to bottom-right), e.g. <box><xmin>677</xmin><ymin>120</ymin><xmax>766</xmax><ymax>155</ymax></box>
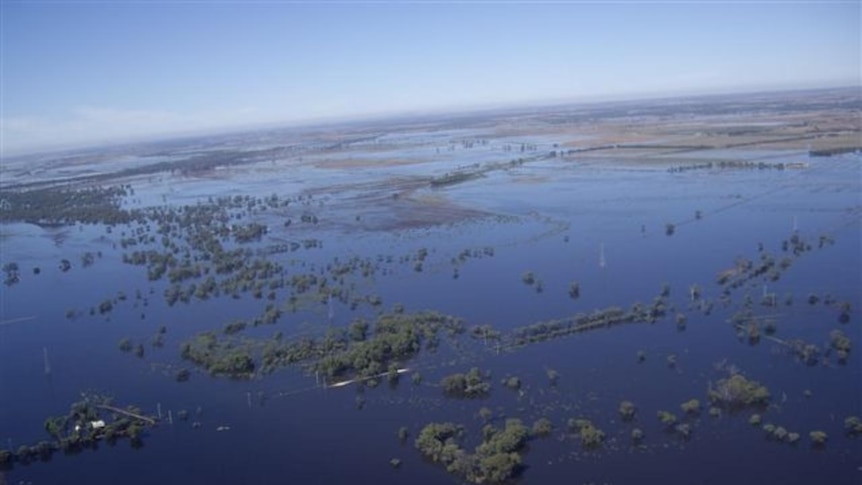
<box><xmin>0</xmin><ymin>128</ymin><xmax>860</xmax><ymax>485</ymax></box>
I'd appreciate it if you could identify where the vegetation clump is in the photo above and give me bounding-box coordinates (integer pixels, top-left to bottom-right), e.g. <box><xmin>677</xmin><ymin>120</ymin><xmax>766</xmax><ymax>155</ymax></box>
<box><xmin>118</xmin><ymin>338</ymin><xmax>133</xmax><ymax>352</ymax></box>
<box><xmin>503</xmin><ymin>376</ymin><xmax>521</xmax><ymax>391</ymax></box>
<box><xmin>708</xmin><ymin>374</ymin><xmax>770</xmax><ymax>408</ymax></box>
<box><xmin>545</xmin><ymin>368</ymin><xmax>560</xmax><ymax>386</ymax></box>
<box><xmin>578</xmin><ymin>423</ymin><xmax>605</xmax><ymax>448</ymax></box>
<box><xmin>830</xmin><ymin>330</ymin><xmax>851</xmax><ymax>362</ymax></box>
<box><xmin>680</xmin><ymin>399</ymin><xmax>701</xmax><ymax>415</ymax></box>
<box><xmin>567</xmin><ymin>418</ymin><xmax>604</xmax><ymax>448</ymax></box>
<box><xmin>175</xmin><ymin>369</ymin><xmax>191</xmax><ymax>382</ymax></box>
<box><xmin>531</xmin><ymin>418</ymin><xmax>553</xmax><ymax>438</ymax></box>
<box><xmin>675</xmin><ymin>313</ymin><xmax>687</xmax><ymax>329</ymax></box>
<box><xmin>509</xmin><ymin>299</ymin><xmax>668</xmax><ymax>346</ymax></box>
<box><xmin>809</xmin><ymin>430</ymin><xmax>828</xmax><ymax>446</ymax></box>
<box><xmin>253</xmin><ymin>311</ymin><xmax>462</xmax><ymax>380</ymax></box>
<box><xmin>0</xmin><ymin>185</ymin><xmax>134</xmax><ymax>226</ymax></box>
<box><xmin>674</xmin><ymin>423</ymin><xmax>692</xmax><ymax>439</ymax></box>
<box><xmin>618</xmin><ymin>401</ymin><xmax>636</xmax><ymax>420</ymax></box>
<box><xmin>414</xmin><ymin>422</ymin><xmax>464</xmax><ymax>465</ymax></box>
<box><xmin>0</xmin><ymin>393</ymin><xmax>155</xmax><ymax>467</ymax></box>
<box><xmin>414</xmin><ymin>419</ymin><xmax>529</xmax><ymax>484</ymax></box>
<box><xmin>180</xmin><ymin>332</ymin><xmax>255</xmax><ymax>378</ymax></box>
<box><xmin>441</xmin><ymin>367</ymin><xmax>491</xmax><ymax>398</ymax></box>
<box><xmin>788</xmin><ymin>340</ymin><xmax>821</xmax><ymax>366</ymax></box>
<box><xmin>844</xmin><ymin>416</ymin><xmax>862</xmax><ymax>435</ymax></box>
<box><xmin>2</xmin><ymin>262</ymin><xmax>20</xmax><ymax>286</ymax></box>
<box><xmin>657</xmin><ymin>411</ymin><xmax>677</xmax><ymax>427</ymax></box>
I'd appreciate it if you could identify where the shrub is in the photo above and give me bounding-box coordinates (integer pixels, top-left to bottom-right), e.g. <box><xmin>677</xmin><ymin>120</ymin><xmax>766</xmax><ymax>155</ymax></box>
<box><xmin>844</xmin><ymin>416</ymin><xmax>862</xmax><ymax>435</ymax></box>
<box><xmin>680</xmin><ymin>399</ymin><xmax>701</xmax><ymax>415</ymax></box>
<box><xmin>618</xmin><ymin>401</ymin><xmax>636</xmax><ymax>420</ymax></box>
<box><xmin>579</xmin><ymin>424</ymin><xmax>605</xmax><ymax>448</ymax></box>
<box><xmin>531</xmin><ymin>418</ymin><xmax>553</xmax><ymax>438</ymax></box>
<box><xmin>657</xmin><ymin>411</ymin><xmax>677</xmax><ymax>427</ymax></box>
<box><xmin>809</xmin><ymin>430</ymin><xmax>828</xmax><ymax>446</ymax></box>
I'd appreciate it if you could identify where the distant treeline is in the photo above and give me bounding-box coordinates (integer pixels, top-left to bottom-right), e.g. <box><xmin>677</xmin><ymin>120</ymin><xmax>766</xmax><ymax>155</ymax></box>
<box><xmin>667</xmin><ymin>160</ymin><xmax>796</xmax><ymax>173</ymax></box>
<box><xmin>809</xmin><ymin>146</ymin><xmax>861</xmax><ymax>157</ymax></box>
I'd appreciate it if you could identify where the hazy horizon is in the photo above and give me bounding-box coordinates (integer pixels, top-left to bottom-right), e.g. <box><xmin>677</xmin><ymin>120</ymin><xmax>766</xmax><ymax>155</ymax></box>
<box><xmin>3</xmin><ymin>84</ymin><xmax>858</xmax><ymax>160</ymax></box>
<box><xmin>2</xmin><ymin>2</ymin><xmax>859</xmax><ymax>156</ymax></box>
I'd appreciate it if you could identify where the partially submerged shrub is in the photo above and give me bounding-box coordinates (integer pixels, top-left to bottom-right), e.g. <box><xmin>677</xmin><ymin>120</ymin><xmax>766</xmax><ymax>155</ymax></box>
<box><xmin>578</xmin><ymin>423</ymin><xmax>605</xmax><ymax>448</ymax></box>
<box><xmin>657</xmin><ymin>411</ymin><xmax>677</xmax><ymax>427</ymax></box>
<box><xmin>118</xmin><ymin>338</ymin><xmax>133</xmax><ymax>352</ymax></box>
<box><xmin>708</xmin><ymin>374</ymin><xmax>770</xmax><ymax>408</ymax></box>
<box><xmin>830</xmin><ymin>330</ymin><xmax>851</xmax><ymax>358</ymax></box>
<box><xmin>546</xmin><ymin>368</ymin><xmax>560</xmax><ymax>386</ymax></box>
<box><xmin>674</xmin><ymin>423</ymin><xmax>691</xmax><ymax>439</ymax></box>
<box><xmin>680</xmin><ymin>399</ymin><xmax>701</xmax><ymax>415</ymax></box>
<box><xmin>504</xmin><ymin>376</ymin><xmax>521</xmax><ymax>391</ymax></box>
<box><xmin>844</xmin><ymin>416</ymin><xmax>862</xmax><ymax>435</ymax></box>
<box><xmin>795</xmin><ymin>342</ymin><xmax>820</xmax><ymax>366</ymax></box>
<box><xmin>809</xmin><ymin>430</ymin><xmax>828</xmax><ymax>446</ymax></box>
<box><xmin>618</xmin><ymin>401</ymin><xmax>636</xmax><ymax>420</ymax></box>
<box><xmin>568</xmin><ymin>282</ymin><xmax>580</xmax><ymax>299</ymax></box>
<box><xmin>531</xmin><ymin>418</ymin><xmax>553</xmax><ymax>438</ymax></box>
<box><xmin>175</xmin><ymin>369</ymin><xmax>191</xmax><ymax>382</ymax></box>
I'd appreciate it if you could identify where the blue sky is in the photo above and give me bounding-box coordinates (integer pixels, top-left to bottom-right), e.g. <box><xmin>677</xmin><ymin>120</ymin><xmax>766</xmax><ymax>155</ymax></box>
<box><xmin>1</xmin><ymin>1</ymin><xmax>859</xmax><ymax>155</ymax></box>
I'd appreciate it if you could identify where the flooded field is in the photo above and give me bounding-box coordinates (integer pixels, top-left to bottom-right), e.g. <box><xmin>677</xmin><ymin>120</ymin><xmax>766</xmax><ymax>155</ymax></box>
<box><xmin>1</xmin><ymin>89</ymin><xmax>860</xmax><ymax>484</ymax></box>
